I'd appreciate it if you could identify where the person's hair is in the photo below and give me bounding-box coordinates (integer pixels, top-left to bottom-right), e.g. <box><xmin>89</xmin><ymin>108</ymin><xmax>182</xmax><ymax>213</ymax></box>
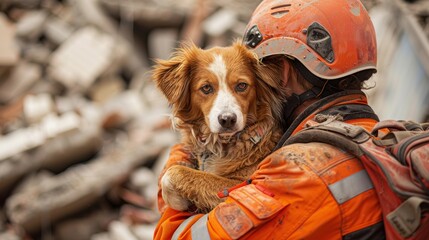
<box><xmin>332</xmin><ymin>70</ymin><xmax>375</xmax><ymax>91</ymax></box>
<box><xmin>262</xmin><ymin>55</ymin><xmax>374</xmax><ymax>95</ymax></box>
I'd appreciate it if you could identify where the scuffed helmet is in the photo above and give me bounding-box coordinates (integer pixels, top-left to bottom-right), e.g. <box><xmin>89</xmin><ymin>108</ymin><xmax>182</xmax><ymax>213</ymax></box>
<box><xmin>244</xmin><ymin>0</ymin><xmax>377</xmax><ymax>80</ymax></box>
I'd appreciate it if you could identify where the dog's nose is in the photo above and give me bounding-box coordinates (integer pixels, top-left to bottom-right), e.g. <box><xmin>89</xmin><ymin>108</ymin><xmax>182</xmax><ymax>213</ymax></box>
<box><xmin>218</xmin><ymin>113</ymin><xmax>237</xmax><ymax>129</ymax></box>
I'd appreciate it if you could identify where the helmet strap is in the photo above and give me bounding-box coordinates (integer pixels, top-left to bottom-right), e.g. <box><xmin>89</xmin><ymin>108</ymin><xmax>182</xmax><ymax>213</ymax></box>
<box><xmin>282</xmin><ymin>86</ymin><xmax>322</xmax><ymax>128</ymax></box>
<box><xmin>282</xmin><ymin>60</ymin><xmax>340</xmax><ymax>128</ymax></box>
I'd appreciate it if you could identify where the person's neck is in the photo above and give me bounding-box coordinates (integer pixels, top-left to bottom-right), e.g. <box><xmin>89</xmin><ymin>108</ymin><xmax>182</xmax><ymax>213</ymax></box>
<box><xmin>281</xmin><ymin>58</ymin><xmax>320</xmax><ymax>120</ymax></box>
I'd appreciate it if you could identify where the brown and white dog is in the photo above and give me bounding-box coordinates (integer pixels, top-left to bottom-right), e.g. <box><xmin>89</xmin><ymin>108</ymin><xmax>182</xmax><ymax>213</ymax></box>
<box><xmin>153</xmin><ymin>42</ymin><xmax>285</xmax><ymax>213</ymax></box>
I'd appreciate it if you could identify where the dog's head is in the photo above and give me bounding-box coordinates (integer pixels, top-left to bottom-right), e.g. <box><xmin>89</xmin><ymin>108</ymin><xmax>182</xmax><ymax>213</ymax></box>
<box><xmin>152</xmin><ymin>42</ymin><xmax>284</xmax><ymax>137</ymax></box>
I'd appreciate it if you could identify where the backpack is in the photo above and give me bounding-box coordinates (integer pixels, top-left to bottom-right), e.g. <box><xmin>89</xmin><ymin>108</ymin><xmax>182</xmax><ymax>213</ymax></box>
<box><xmin>284</xmin><ymin>115</ymin><xmax>429</xmax><ymax>240</ymax></box>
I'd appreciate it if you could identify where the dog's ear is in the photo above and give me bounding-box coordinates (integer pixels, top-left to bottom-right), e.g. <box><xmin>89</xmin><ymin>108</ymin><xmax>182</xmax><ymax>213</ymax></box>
<box><xmin>152</xmin><ymin>51</ymin><xmax>190</xmax><ymax>105</ymax></box>
<box><xmin>233</xmin><ymin>41</ymin><xmax>282</xmax><ymax>89</ymax></box>
<box><xmin>254</xmin><ymin>61</ymin><xmax>283</xmax><ymax>89</ymax></box>
<box><xmin>152</xmin><ymin>43</ymin><xmax>202</xmax><ymax>106</ymax></box>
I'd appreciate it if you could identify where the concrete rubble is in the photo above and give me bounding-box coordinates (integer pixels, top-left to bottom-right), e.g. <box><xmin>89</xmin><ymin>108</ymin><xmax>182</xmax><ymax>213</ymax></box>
<box><xmin>0</xmin><ymin>0</ymin><xmax>185</xmax><ymax>238</ymax></box>
<box><xmin>0</xmin><ymin>14</ymin><xmax>20</xmax><ymax>70</ymax></box>
<box><xmin>0</xmin><ymin>0</ymin><xmax>427</xmax><ymax>239</ymax></box>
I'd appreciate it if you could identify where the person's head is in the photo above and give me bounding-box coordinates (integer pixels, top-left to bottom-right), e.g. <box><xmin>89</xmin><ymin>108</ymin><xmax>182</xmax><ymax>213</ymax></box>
<box><xmin>243</xmin><ymin>0</ymin><xmax>377</xmax><ymax>117</ymax></box>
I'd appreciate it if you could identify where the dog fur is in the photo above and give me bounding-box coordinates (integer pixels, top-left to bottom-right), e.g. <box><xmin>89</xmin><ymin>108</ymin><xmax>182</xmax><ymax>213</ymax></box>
<box><xmin>153</xmin><ymin>42</ymin><xmax>284</xmax><ymax>213</ymax></box>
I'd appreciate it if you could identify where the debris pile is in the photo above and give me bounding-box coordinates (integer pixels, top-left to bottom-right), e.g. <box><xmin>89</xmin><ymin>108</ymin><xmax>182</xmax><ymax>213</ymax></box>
<box><xmin>1</xmin><ymin>0</ymin><xmax>427</xmax><ymax>239</ymax></box>
<box><xmin>404</xmin><ymin>0</ymin><xmax>429</xmax><ymax>38</ymax></box>
<box><xmin>0</xmin><ymin>0</ymin><xmax>262</xmax><ymax>239</ymax></box>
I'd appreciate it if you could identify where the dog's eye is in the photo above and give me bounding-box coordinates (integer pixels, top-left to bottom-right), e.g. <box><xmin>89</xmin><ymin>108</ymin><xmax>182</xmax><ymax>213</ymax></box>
<box><xmin>200</xmin><ymin>84</ymin><xmax>213</xmax><ymax>95</ymax></box>
<box><xmin>235</xmin><ymin>82</ymin><xmax>248</xmax><ymax>92</ymax></box>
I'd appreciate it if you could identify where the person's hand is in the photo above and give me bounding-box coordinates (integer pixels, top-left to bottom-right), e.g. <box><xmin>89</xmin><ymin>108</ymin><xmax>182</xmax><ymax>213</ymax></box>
<box><xmin>157</xmin><ymin>144</ymin><xmax>196</xmax><ymax>213</ymax></box>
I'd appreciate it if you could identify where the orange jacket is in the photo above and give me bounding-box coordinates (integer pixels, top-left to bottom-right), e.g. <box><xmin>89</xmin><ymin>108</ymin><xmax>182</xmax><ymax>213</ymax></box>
<box><xmin>155</xmin><ymin>92</ymin><xmax>384</xmax><ymax>239</ymax></box>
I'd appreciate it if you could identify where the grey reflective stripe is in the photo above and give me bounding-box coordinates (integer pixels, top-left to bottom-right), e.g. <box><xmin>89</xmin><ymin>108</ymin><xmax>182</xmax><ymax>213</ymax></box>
<box><xmin>172</xmin><ymin>215</ymin><xmax>198</xmax><ymax>240</ymax></box>
<box><xmin>328</xmin><ymin>170</ymin><xmax>374</xmax><ymax>204</ymax></box>
<box><xmin>191</xmin><ymin>214</ymin><xmax>211</xmax><ymax>239</ymax></box>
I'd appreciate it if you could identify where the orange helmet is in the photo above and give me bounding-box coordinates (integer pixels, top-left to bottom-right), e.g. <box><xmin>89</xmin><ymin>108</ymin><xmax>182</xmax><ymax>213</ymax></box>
<box><xmin>243</xmin><ymin>0</ymin><xmax>377</xmax><ymax>80</ymax></box>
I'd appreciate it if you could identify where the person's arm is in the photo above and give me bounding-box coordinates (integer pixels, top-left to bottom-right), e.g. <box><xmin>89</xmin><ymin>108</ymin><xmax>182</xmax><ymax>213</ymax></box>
<box><xmin>157</xmin><ymin>144</ymin><xmax>196</xmax><ymax>213</ymax></box>
<box><xmin>154</xmin><ymin>147</ymin><xmax>340</xmax><ymax>240</ymax></box>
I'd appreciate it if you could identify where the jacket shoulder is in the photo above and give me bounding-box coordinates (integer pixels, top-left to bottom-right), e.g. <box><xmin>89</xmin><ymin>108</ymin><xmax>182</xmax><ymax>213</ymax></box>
<box><xmin>266</xmin><ymin>142</ymin><xmax>356</xmax><ymax>174</ymax></box>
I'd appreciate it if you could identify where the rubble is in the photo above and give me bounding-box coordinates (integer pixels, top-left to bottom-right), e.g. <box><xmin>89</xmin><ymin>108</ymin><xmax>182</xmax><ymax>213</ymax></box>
<box><xmin>109</xmin><ymin>221</ymin><xmax>138</xmax><ymax>240</ymax></box>
<box><xmin>203</xmin><ymin>9</ymin><xmax>238</xmax><ymax>38</ymax></box>
<box><xmin>22</xmin><ymin>43</ymin><xmax>51</xmax><ymax>65</ymax></box>
<box><xmin>5</xmin><ymin>142</ymin><xmax>164</xmax><ymax>233</ymax></box>
<box><xmin>23</xmin><ymin>94</ymin><xmax>55</xmax><ymax>123</ymax></box>
<box><xmin>53</xmin><ymin>205</ymin><xmax>118</xmax><ymax>240</ymax></box>
<box><xmin>0</xmin><ymin>61</ymin><xmax>41</xmax><ymax>104</ymax></box>
<box><xmin>88</xmin><ymin>77</ymin><xmax>125</xmax><ymax>103</ymax></box>
<box><xmin>48</xmin><ymin>27</ymin><xmax>123</xmax><ymax>90</ymax></box>
<box><xmin>5</xmin><ymin>0</ymin><xmax>424</xmax><ymax>239</ymax></box>
<box><xmin>15</xmin><ymin>10</ymin><xmax>48</xmax><ymax>40</ymax></box>
<box><xmin>0</xmin><ymin>14</ymin><xmax>19</xmax><ymax>70</ymax></box>
<box><xmin>0</xmin><ymin>112</ymin><xmax>103</xmax><ymax>198</ymax></box>
<box><xmin>44</xmin><ymin>16</ymin><xmax>74</xmax><ymax>45</ymax></box>
<box><xmin>0</xmin><ymin>97</ymin><xmax>24</xmax><ymax>131</ymax></box>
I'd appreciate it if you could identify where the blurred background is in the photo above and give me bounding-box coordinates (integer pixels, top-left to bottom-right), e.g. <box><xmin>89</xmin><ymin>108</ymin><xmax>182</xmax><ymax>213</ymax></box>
<box><xmin>0</xmin><ymin>0</ymin><xmax>428</xmax><ymax>239</ymax></box>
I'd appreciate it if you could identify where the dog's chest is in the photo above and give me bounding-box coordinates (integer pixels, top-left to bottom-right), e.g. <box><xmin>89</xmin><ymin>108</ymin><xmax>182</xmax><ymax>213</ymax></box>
<box><xmin>197</xmin><ymin>151</ymin><xmax>223</xmax><ymax>174</ymax></box>
<box><xmin>194</xmin><ymin>143</ymin><xmax>251</xmax><ymax>176</ymax></box>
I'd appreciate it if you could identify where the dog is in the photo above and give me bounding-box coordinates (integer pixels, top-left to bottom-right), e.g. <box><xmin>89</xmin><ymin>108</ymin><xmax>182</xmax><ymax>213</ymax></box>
<box><xmin>153</xmin><ymin>42</ymin><xmax>285</xmax><ymax>213</ymax></box>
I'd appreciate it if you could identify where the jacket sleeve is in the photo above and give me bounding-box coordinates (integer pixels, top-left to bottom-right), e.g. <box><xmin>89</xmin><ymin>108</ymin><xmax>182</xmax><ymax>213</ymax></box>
<box><xmin>157</xmin><ymin>144</ymin><xmax>196</xmax><ymax>213</ymax></box>
<box><xmin>154</xmin><ymin>147</ymin><xmax>343</xmax><ymax>240</ymax></box>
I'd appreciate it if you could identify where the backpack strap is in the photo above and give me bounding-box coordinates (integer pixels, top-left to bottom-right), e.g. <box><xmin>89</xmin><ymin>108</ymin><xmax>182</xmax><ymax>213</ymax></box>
<box><xmin>284</xmin><ymin>115</ymin><xmax>369</xmax><ymax>157</ymax></box>
<box><xmin>320</xmin><ymin>104</ymin><xmax>380</xmax><ymax>122</ymax></box>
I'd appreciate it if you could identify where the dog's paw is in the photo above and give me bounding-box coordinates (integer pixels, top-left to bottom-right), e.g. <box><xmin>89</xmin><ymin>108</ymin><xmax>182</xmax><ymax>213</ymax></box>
<box><xmin>161</xmin><ymin>170</ymin><xmax>190</xmax><ymax>211</ymax></box>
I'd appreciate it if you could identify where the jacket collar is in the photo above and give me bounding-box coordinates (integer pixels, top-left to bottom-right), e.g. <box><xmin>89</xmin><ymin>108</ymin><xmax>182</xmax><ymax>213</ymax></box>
<box><xmin>275</xmin><ymin>90</ymin><xmax>378</xmax><ymax>150</ymax></box>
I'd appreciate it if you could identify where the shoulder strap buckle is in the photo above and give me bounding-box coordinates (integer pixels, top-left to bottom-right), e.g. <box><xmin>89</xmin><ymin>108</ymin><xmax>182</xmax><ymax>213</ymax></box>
<box><xmin>305</xmin><ymin>114</ymin><xmax>371</xmax><ymax>143</ymax></box>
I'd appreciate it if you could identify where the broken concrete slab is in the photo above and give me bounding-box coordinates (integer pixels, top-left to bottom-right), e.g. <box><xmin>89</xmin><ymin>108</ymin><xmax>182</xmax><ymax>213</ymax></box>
<box><xmin>5</xmin><ymin>142</ymin><xmax>164</xmax><ymax>233</ymax></box>
<box><xmin>89</xmin><ymin>77</ymin><xmax>126</xmax><ymax>104</ymax></box>
<box><xmin>0</xmin><ymin>13</ymin><xmax>19</xmax><ymax>68</ymax></box>
<box><xmin>214</xmin><ymin>0</ymin><xmax>261</xmax><ymax>20</ymax></box>
<box><xmin>132</xmin><ymin>224</ymin><xmax>157</xmax><ymax>240</ymax></box>
<box><xmin>70</xmin><ymin>0</ymin><xmax>117</xmax><ymax>34</ymax></box>
<box><xmin>0</xmin><ymin>113</ymin><xmax>103</xmax><ymax>197</ymax></box>
<box><xmin>129</xmin><ymin>167</ymin><xmax>156</xmax><ymax>191</ymax></box>
<box><xmin>44</xmin><ymin>16</ymin><xmax>74</xmax><ymax>45</ymax></box>
<box><xmin>109</xmin><ymin>221</ymin><xmax>138</xmax><ymax>240</ymax></box>
<box><xmin>48</xmin><ymin>27</ymin><xmax>120</xmax><ymax>90</ymax></box>
<box><xmin>0</xmin><ymin>62</ymin><xmax>41</xmax><ymax>104</ymax></box>
<box><xmin>101</xmin><ymin>90</ymin><xmax>146</xmax><ymax>128</ymax></box>
<box><xmin>148</xmin><ymin>28</ymin><xmax>179</xmax><ymax>61</ymax></box>
<box><xmin>0</xmin><ymin>112</ymin><xmax>81</xmax><ymax>160</ymax></box>
<box><xmin>128</xmin><ymin>167</ymin><xmax>158</xmax><ymax>207</ymax></box>
<box><xmin>203</xmin><ymin>8</ymin><xmax>238</xmax><ymax>37</ymax></box>
<box><xmin>22</xmin><ymin>43</ymin><xmax>51</xmax><ymax>65</ymax></box>
<box><xmin>98</xmin><ymin>0</ymin><xmax>190</xmax><ymax>28</ymax></box>
<box><xmin>16</xmin><ymin>10</ymin><xmax>48</xmax><ymax>40</ymax></box>
<box><xmin>54</xmin><ymin>207</ymin><xmax>117</xmax><ymax>240</ymax></box>
<box><xmin>23</xmin><ymin>94</ymin><xmax>55</xmax><ymax>124</ymax></box>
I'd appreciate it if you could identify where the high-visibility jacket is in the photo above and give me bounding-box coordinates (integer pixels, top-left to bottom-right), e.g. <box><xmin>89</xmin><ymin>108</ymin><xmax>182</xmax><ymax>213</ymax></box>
<box><xmin>155</xmin><ymin>91</ymin><xmax>385</xmax><ymax>240</ymax></box>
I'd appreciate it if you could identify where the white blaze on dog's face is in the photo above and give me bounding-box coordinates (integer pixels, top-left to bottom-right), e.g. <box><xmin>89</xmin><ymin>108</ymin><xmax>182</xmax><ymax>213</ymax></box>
<box><xmin>206</xmin><ymin>54</ymin><xmax>244</xmax><ymax>133</ymax></box>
